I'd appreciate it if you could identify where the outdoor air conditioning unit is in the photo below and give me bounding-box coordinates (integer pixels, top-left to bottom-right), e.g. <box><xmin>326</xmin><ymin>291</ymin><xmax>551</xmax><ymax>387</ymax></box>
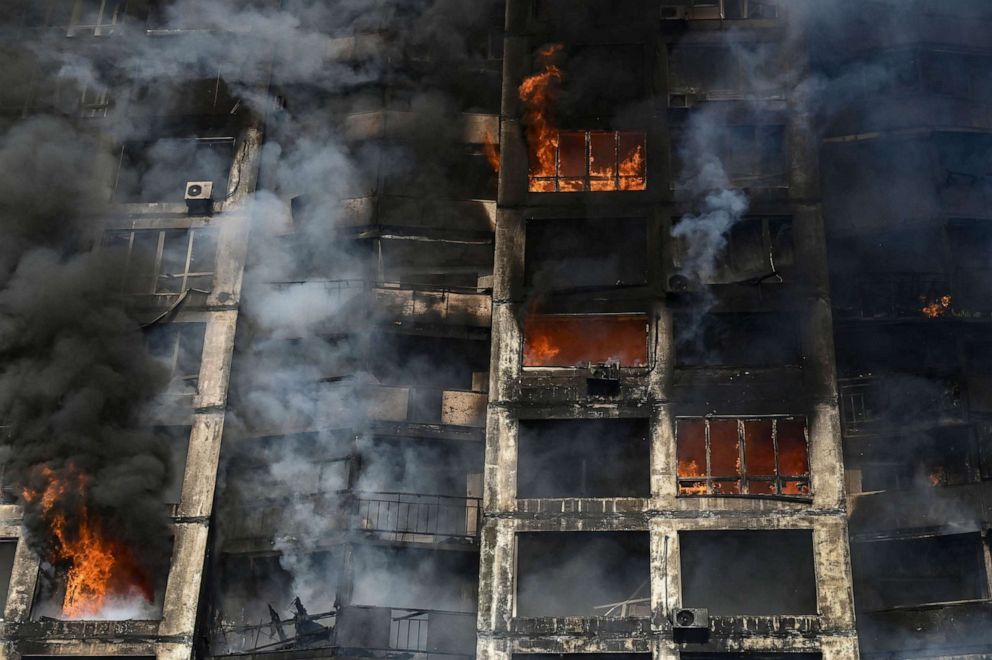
<box><xmin>672</xmin><ymin>607</ymin><xmax>709</xmax><ymax>629</ymax></box>
<box><xmin>185</xmin><ymin>181</ymin><xmax>214</xmax><ymax>215</ymax></box>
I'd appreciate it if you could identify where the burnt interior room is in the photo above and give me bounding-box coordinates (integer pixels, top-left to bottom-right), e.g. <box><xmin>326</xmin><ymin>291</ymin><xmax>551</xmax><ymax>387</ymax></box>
<box><xmin>524</xmin><ymin>217</ymin><xmax>649</xmax><ymax>291</ymax></box>
<box><xmin>516</xmin><ymin>418</ymin><xmax>650</xmax><ymax>498</ymax></box>
<box><xmin>672</xmin><ymin>215</ymin><xmax>794</xmax><ymax>286</ymax></box>
<box><xmin>851</xmin><ymin>533</ymin><xmax>989</xmax><ymax>610</ymax></box>
<box><xmin>680</xmin><ymin>656</ymin><xmax>821</xmax><ymax>660</ymax></box>
<box><xmin>357</xmin><ymin>435</ymin><xmax>482</xmax><ymax>497</ymax></box>
<box><xmin>113</xmin><ymin>134</ymin><xmax>236</xmax><ymax>203</ymax></box>
<box><xmin>513</xmin><ymin>655</ymin><xmax>649</xmax><ymax>660</ymax></box>
<box><xmin>680</xmin><ymin>530</ymin><xmax>817</xmax><ymax>616</ymax></box>
<box><xmin>522</xmin><ymin>311</ymin><xmax>650</xmax><ymax>368</ymax></box>
<box><xmin>854</xmin><ymin>424</ymin><xmax>986</xmax><ymax>492</ymax></box>
<box><xmin>515</xmin><ymin>532</ymin><xmax>650</xmax><ymax>618</ymax></box>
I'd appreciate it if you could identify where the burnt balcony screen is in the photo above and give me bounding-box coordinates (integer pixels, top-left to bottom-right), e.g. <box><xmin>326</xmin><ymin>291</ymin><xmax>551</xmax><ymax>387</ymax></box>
<box><xmin>530</xmin><ymin>131</ymin><xmax>645</xmax><ymax>192</ymax></box>
<box><xmin>523</xmin><ymin>313</ymin><xmax>649</xmax><ymax>368</ymax></box>
<box><xmin>516</xmin><ymin>532</ymin><xmax>650</xmax><ymax>617</ymax></box>
<box><xmin>852</xmin><ymin>533</ymin><xmax>989</xmax><ymax>610</ymax></box>
<box><xmin>677</xmin><ymin>417</ymin><xmax>810</xmax><ymax>497</ymax></box>
<box><xmin>525</xmin><ymin>218</ymin><xmax>648</xmax><ymax>290</ymax></box>
<box><xmin>680</xmin><ymin>530</ymin><xmax>817</xmax><ymax>616</ymax></box>
<box><xmin>517</xmin><ymin>419</ymin><xmax>650</xmax><ymax>498</ymax></box>
<box><xmin>675</xmin><ymin>312</ymin><xmax>800</xmax><ymax>367</ymax></box>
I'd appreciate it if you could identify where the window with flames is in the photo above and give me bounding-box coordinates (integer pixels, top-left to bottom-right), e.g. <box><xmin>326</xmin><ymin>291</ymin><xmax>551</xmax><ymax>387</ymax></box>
<box><xmin>676</xmin><ymin>416</ymin><xmax>810</xmax><ymax>497</ymax></box>
<box><xmin>529</xmin><ymin>130</ymin><xmax>646</xmax><ymax>193</ymax></box>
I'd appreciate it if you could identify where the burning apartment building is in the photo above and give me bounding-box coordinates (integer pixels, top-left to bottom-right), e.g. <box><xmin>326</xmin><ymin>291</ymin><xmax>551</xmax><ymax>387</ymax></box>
<box><xmin>0</xmin><ymin>1</ymin><xmax>989</xmax><ymax>660</ymax></box>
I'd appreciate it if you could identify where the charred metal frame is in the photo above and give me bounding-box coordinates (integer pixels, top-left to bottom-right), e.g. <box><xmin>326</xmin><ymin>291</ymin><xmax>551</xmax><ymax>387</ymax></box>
<box><xmin>529</xmin><ymin>130</ymin><xmax>646</xmax><ymax>193</ymax></box>
<box><xmin>675</xmin><ymin>415</ymin><xmax>812</xmax><ymax>499</ymax></box>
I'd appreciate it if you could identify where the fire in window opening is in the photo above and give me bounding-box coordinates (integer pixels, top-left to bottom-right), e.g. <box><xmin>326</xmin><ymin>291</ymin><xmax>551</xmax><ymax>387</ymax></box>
<box><xmin>529</xmin><ymin>130</ymin><xmax>646</xmax><ymax>192</ymax></box>
<box><xmin>523</xmin><ymin>313</ymin><xmax>649</xmax><ymax>368</ymax></box>
<box><xmin>676</xmin><ymin>416</ymin><xmax>810</xmax><ymax>497</ymax></box>
<box><xmin>103</xmin><ymin>228</ymin><xmax>217</xmax><ymax>295</ymax></box>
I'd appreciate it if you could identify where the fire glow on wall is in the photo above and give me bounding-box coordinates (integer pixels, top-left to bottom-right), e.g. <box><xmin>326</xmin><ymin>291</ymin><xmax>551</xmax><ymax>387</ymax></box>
<box><xmin>523</xmin><ymin>314</ymin><xmax>649</xmax><ymax>367</ymax></box>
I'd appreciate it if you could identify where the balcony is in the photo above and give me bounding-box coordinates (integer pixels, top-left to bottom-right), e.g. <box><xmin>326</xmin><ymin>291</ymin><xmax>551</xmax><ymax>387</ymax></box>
<box><xmin>833</xmin><ymin>271</ymin><xmax>954</xmax><ymax>321</ymax></box>
<box><xmin>838</xmin><ymin>374</ymin><xmax>966</xmax><ymax>439</ymax></box>
<box><xmin>355</xmin><ymin>492</ymin><xmax>481</xmax><ymax>545</ymax></box>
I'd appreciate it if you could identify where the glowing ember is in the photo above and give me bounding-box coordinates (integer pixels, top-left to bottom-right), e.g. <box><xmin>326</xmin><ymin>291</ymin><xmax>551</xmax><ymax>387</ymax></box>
<box><xmin>929</xmin><ymin>466</ymin><xmax>946</xmax><ymax>487</ymax></box>
<box><xmin>483</xmin><ymin>129</ymin><xmax>500</xmax><ymax>174</ymax></box>
<box><xmin>22</xmin><ymin>466</ymin><xmax>154</xmax><ymax>619</ymax></box>
<box><xmin>523</xmin><ymin>313</ymin><xmax>649</xmax><ymax>367</ymax></box>
<box><xmin>519</xmin><ymin>44</ymin><xmax>563</xmax><ymax>191</ymax></box>
<box><xmin>921</xmin><ymin>294</ymin><xmax>952</xmax><ymax>318</ymax></box>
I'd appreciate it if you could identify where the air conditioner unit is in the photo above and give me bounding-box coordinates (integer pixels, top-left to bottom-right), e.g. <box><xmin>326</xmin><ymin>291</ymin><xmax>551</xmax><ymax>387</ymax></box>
<box><xmin>185</xmin><ymin>181</ymin><xmax>214</xmax><ymax>215</ymax></box>
<box><xmin>672</xmin><ymin>607</ymin><xmax>709</xmax><ymax>629</ymax></box>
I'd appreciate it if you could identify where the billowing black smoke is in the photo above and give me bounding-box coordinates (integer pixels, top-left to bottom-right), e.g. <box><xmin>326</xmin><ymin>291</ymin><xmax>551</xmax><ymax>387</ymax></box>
<box><xmin>0</xmin><ymin>117</ymin><xmax>174</xmax><ymax>608</ymax></box>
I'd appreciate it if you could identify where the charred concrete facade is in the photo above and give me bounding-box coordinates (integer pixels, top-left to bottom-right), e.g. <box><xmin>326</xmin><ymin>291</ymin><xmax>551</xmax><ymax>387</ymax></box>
<box><xmin>0</xmin><ymin>2</ymin><xmax>990</xmax><ymax>660</ymax></box>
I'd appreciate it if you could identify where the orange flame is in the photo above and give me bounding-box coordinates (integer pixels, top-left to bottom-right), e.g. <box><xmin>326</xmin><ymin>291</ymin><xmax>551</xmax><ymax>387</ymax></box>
<box><xmin>618</xmin><ymin>144</ymin><xmax>646</xmax><ymax>190</ymax></box>
<box><xmin>921</xmin><ymin>294</ymin><xmax>952</xmax><ymax>318</ymax></box>
<box><xmin>483</xmin><ymin>130</ymin><xmax>500</xmax><ymax>174</ymax></box>
<box><xmin>522</xmin><ymin>314</ymin><xmax>649</xmax><ymax>367</ymax></box>
<box><xmin>23</xmin><ymin>466</ymin><xmax>153</xmax><ymax>619</ymax></box>
<box><xmin>928</xmin><ymin>466</ymin><xmax>945</xmax><ymax>487</ymax></box>
<box><xmin>519</xmin><ymin>44</ymin><xmax>563</xmax><ymax>191</ymax></box>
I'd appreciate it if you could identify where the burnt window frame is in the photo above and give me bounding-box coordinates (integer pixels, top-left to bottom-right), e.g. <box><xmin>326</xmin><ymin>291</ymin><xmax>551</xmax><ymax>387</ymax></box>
<box><xmin>145</xmin><ymin>322</ymin><xmax>207</xmax><ymax>396</ymax></box>
<box><xmin>67</xmin><ymin>0</ymin><xmax>128</xmax><ymax>36</ymax></box>
<box><xmin>670</xmin><ymin>123</ymin><xmax>787</xmax><ymax>189</ymax></box>
<box><xmin>676</xmin><ymin>415</ymin><xmax>812</xmax><ymax>499</ymax></box>
<box><xmin>530</xmin><ymin>130</ymin><xmax>647</xmax><ymax>193</ymax></box>
<box><xmin>672</xmin><ymin>215</ymin><xmax>794</xmax><ymax>285</ymax></box>
<box><xmin>112</xmin><ymin>136</ymin><xmax>236</xmax><ymax>203</ymax></box>
<box><xmin>661</xmin><ymin>0</ymin><xmax>779</xmax><ymax>21</ymax></box>
<box><xmin>103</xmin><ymin>226</ymin><xmax>218</xmax><ymax>296</ymax></box>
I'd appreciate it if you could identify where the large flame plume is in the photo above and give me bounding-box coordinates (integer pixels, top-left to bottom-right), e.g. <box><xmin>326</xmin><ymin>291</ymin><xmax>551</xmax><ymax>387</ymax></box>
<box><xmin>519</xmin><ymin>44</ymin><xmax>564</xmax><ymax>191</ymax></box>
<box><xmin>22</xmin><ymin>465</ymin><xmax>154</xmax><ymax>619</ymax></box>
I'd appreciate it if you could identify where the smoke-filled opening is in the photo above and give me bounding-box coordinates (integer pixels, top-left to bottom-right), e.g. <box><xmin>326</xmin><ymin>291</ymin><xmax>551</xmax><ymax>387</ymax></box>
<box><xmin>674</xmin><ymin>312</ymin><xmax>801</xmax><ymax>368</ymax></box>
<box><xmin>680</xmin><ymin>530</ymin><xmax>817</xmax><ymax>616</ymax></box>
<box><xmin>523</xmin><ymin>313</ymin><xmax>650</xmax><ymax>368</ymax></box>
<box><xmin>673</xmin><ymin>215</ymin><xmax>793</xmax><ymax>286</ymax></box>
<box><xmin>113</xmin><ymin>136</ymin><xmax>235</xmax><ymax>204</ymax></box>
<box><xmin>516</xmin><ymin>418</ymin><xmax>650</xmax><ymax>498</ymax></box>
<box><xmin>104</xmin><ymin>229</ymin><xmax>217</xmax><ymax>299</ymax></box>
<box><xmin>851</xmin><ymin>533</ymin><xmax>989</xmax><ymax>611</ymax></box>
<box><xmin>515</xmin><ymin>531</ymin><xmax>650</xmax><ymax>618</ymax></box>
<box><xmin>524</xmin><ymin>218</ymin><xmax>648</xmax><ymax>291</ymax></box>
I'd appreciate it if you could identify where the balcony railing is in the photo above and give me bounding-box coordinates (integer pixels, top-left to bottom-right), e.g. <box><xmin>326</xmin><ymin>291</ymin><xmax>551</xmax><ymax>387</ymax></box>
<box><xmin>355</xmin><ymin>492</ymin><xmax>481</xmax><ymax>543</ymax></box>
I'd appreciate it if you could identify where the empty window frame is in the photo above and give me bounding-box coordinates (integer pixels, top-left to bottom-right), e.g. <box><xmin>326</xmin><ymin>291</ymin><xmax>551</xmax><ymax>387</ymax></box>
<box><xmin>676</xmin><ymin>416</ymin><xmax>810</xmax><ymax>497</ymax></box>
<box><xmin>529</xmin><ymin>131</ymin><xmax>646</xmax><ymax>193</ymax></box>
<box><xmin>668</xmin><ymin>43</ymin><xmax>782</xmax><ymax>98</ymax></box>
<box><xmin>852</xmin><ymin>533</ymin><xmax>989</xmax><ymax>610</ymax></box>
<box><xmin>523</xmin><ymin>313</ymin><xmax>650</xmax><ymax>368</ymax></box>
<box><xmin>67</xmin><ymin>0</ymin><xmax>127</xmax><ymax>35</ymax></box>
<box><xmin>673</xmin><ymin>216</ymin><xmax>793</xmax><ymax>285</ymax></box>
<box><xmin>674</xmin><ymin>312</ymin><xmax>801</xmax><ymax>368</ymax></box>
<box><xmin>146</xmin><ymin>323</ymin><xmax>206</xmax><ymax>396</ymax></box>
<box><xmin>516</xmin><ymin>532</ymin><xmax>651</xmax><ymax>617</ymax></box>
<box><xmin>661</xmin><ymin>0</ymin><xmax>725</xmax><ymax>19</ymax></box>
<box><xmin>524</xmin><ymin>218</ymin><xmax>648</xmax><ymax>290</ymax></box>
<box><xmin>680</xmin><ymin>530</ymin><xmax>817</xmax><ymax>615</ymax></box>
<box><xmin>104</xmin><ymin>228</ymin><xmax>217</xmax><ymax>295</ymax></box>
<box><xmin>517</xmin><ymin>418</ymin><xmax>651</xmax><ymax>498</ymax></box>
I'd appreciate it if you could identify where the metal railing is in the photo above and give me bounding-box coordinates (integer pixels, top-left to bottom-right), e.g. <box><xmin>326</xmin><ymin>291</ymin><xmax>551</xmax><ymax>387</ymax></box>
<box><xmin>356</xmin><ymin>492</ymin><xmax>481</xmax><ymax>543</ymax></box>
